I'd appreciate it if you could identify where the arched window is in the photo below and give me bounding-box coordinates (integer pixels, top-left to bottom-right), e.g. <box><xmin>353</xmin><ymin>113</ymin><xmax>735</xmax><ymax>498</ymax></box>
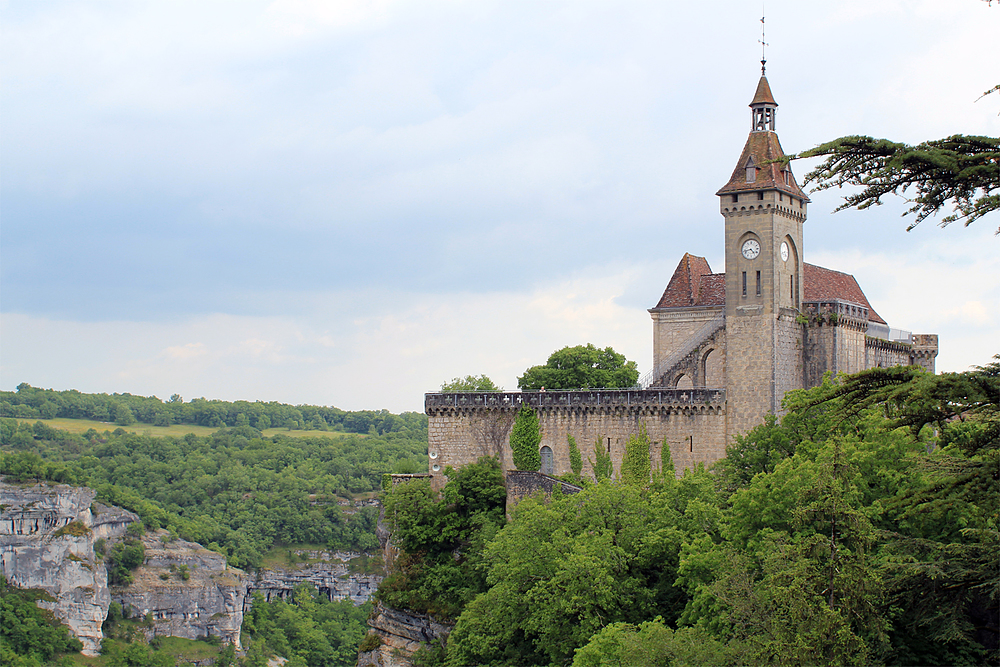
<box><xmin>540</xmin><ymin>446</ymin><xmax>554</xmax><ymax>475</ymax></box>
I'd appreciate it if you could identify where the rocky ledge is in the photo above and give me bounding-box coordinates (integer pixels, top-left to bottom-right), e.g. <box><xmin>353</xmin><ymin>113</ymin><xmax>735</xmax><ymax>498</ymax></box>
<box><xmin>250</xmin><ymin>550</ymin><xmax>381</xmax><ymax>609</ymax></box>
<box><xmin>112</xmin><ymin>531</ymin><xmax>247</xmax><ymax>648</ymax></box>
<box><xmin>357</xmin><ymin>602</ymin><xmax>452</xmax><ymax>667</ymax></box>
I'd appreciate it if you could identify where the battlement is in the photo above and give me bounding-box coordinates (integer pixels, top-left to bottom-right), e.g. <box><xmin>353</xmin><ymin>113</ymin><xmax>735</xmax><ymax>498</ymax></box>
<box><xmin>425</xmin><ymin>388</ymin><xmax>726</xmax><ymax>415</ymax></box>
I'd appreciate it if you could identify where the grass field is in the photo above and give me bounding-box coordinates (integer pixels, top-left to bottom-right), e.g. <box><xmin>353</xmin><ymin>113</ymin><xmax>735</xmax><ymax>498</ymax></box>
<box><xmin>13</xmin><ymin>417</ymin><xmax>361</xmax><ymax>440</ymax></box>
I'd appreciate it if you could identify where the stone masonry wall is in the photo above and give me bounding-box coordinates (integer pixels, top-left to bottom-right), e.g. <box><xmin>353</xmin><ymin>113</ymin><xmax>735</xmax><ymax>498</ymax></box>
<box><xmin>427</xmin><ymin>391</ymin><xmax>727</xmax><ymax>490</ymax></box>
<box><xmin>774</xmin><ymin>309</ymin><xmax>804</xmax><ymax>414</ymax></box>
<box><xmin>724</xmin><ymin>310</ymin><xmax>775</xmax><ymax>440</ymax></box>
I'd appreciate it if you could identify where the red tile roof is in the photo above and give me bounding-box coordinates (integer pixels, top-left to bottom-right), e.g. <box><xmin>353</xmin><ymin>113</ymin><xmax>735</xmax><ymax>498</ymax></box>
<box><xmin>750</xmin><ymin>76</ymin><xmax>777</xmax><ymax>106</ymax></box>
<box><xmin>803</xmin><ymin>263</ymin><xmax>885</xmax><ymax>324</ymax></box>
<box><xmin>653</xmin><ymin>254</ymin><xmax>724</xmax><ymax>309</ymax></box>
<box><xmin>653</xmin><ymin>258</ymin><xmax>885</xmax><ymax>324</ymax></box>
<box><xmin>716</xmin><ymin>131</ymin><xmax>809</xmax><ymax>200</ymax></box>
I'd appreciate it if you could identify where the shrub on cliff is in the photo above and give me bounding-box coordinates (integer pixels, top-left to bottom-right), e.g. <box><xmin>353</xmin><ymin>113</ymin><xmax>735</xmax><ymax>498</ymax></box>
<box><xmin>0</xmin><ymin>576</ymin><xmax>83</xmax><ymax>663</ymax></box>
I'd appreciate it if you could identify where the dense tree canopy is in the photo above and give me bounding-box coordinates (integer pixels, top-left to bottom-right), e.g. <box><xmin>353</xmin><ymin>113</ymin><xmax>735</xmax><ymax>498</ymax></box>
<box><xmin>0</xmin><ymin>417</ymin><xmax>427</xmax><ymax>569</ymax></box>
<box><xmin>517</xmin><ymin>344</ymin><xmax>639</xmax><ymax>391</ymax></box>
<box><xmin>377</xmin><ymin>457</ymin><xmax>506</xmax><ymax>619</ymax></box>
<box><xmin>379</xmin><ymin>360</ymin><xmax>998</xmax><ymax>666</ymax></box>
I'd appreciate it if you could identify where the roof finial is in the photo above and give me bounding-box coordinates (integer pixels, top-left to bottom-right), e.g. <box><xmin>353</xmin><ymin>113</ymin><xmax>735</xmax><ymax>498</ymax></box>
<box><xmin>759</xmin><ymin>10</ymin><xmax>768</xmax><ymax>76</ymax></box>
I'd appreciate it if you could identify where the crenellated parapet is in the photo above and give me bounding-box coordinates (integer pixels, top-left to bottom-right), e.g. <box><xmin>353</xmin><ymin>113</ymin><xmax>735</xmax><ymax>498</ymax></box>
<box><xmin>425</xmin><ymin>388</ymin><xmax>725</xmax><ymax>415</ymax></box>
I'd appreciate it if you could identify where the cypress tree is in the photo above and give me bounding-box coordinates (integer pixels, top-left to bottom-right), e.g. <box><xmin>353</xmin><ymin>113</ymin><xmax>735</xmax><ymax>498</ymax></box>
<box><xmin>510</xmin><ymin>404</ymin><xmax>541</xmax><ymax>471</ymax></box>
<box><xmin>621</xmin><ymin>423</ymin><xmax>651</xmax><ymax>485</ymax></box>
<box><xmin>567</xmin><ymin>434</ymin><xmax>583</xmax><ymax>477</ymax></box>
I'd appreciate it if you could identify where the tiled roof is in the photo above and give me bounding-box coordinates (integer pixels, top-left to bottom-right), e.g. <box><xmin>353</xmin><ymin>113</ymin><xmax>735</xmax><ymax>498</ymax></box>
<box><xmin>803</xmin><ymin>263</ymin><xmax>886</xmax><ymax>324</ymax></box>
<box><xmin>697</xmin><ymin>273</ymin><xmax>726</xmax><ymax>306</ymax></box>
<box><xmin>653</xmin><ymin>254</ymin><xmax>725</xmax><ymax>309</ymax></box>
<box><xmin>653</xmin><ymin>257</ymin><xmax>885</xmax><ymax>324</ymax></box>
<box><xmin>750</xmin><ymin>76</ymin><xmax>777</xmax><ymax>106</ymax></box>
<box><xmin>716</xmin><ymin>131</ymin><xmax>809</xmax><ymax>199</ymax></box>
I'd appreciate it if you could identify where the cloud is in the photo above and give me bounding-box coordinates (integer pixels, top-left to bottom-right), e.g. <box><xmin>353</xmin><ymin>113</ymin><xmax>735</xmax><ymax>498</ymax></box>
<box><xmin>1</xmin><ymin>0</ymin><xmax>997</xmax><ymax>410</ymax></box>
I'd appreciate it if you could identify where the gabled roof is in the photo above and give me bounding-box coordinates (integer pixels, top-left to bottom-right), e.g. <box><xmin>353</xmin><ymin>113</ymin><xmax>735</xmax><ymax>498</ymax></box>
<box><xmin>653</xmin><ymin>257</ymin><xmax>886</xmax><ymax>324</ymax></box>
<box><xmin>750</xmin><ymin>76</ymin><xmax>777</xmax><ymax>106</ymax></box>
<box><xmin>653</xmin><ymin>254</ymin><xmax>724</xmax><ymax>309</ymax></box>
<box><xmin>803</xmin><ymin>263</ymin><xmax>886</xmax><ymax>324</ymax></box>
<box><xmin>716</xmin><ymin>131</ymin><xmax>809</xmax><ymax>199</ymax></box>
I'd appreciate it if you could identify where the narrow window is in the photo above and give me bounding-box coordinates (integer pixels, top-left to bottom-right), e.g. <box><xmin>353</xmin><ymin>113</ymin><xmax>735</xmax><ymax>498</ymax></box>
<box><xmin>689</xmin><ymin>435</ymin><xmax>693</xmax><ymax>452</ymax></box>
<box><xmin>778</xmin><ymin>192</ymin><xmax>783</xmax><ymax>202</ymax></box>
<box><xmin>731</xmin><ymin>194</ymin><xmax>738</xmax><ymax>203</ymax></box>
<box><xmin>607</xmin><ymin>437</ymin><xmax>611</xmax><ymax>453</ymax></box>
<box><xmin>790</xmin><ymin>275</ymin><xmax>793</xmax><ymax>300</ymax></box>
<box><xmin>783</xmin><ymin>171</ymin><xmax>790</xmax><ymax>185</ymax></box>
<box><xmin>757</xmin><ymin>191</ymin><xmax>764</xmax><ymax>200</ymax></box>
<box><xmin>756</xmin><ymin>271</ymin><xmax>761</xmax><ymax>296</ymax></box>
<box><xmin>742</xmin><ymin>271</ymin><xmax>747</xmax><ymax>296</ymax></box>
<box><xmin>746</xmin><ymin>166</ymin><xmax>756</xmax><ymax>183</ymax></box>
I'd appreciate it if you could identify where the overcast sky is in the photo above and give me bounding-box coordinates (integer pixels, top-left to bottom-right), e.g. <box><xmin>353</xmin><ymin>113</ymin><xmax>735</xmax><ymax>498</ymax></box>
<box><xmin>2</xmin><ymin>0</ymin><xmax>997</xmax><ymax>414</ymax></box>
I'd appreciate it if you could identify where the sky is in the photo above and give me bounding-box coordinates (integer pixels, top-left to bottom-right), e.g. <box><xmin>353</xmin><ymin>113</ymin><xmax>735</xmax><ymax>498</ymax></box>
<box><xmin>2</xmin><ymin>0</ymin><xmax>998</xmax><ymax>414</ymax></box>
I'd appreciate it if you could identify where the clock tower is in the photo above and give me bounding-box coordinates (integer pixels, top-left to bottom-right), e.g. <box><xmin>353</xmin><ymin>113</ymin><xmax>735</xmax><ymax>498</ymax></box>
<box><xmin>717</xmin><ymin>73</ymin><xmax>809</xmax><ymax>439</ymax></box>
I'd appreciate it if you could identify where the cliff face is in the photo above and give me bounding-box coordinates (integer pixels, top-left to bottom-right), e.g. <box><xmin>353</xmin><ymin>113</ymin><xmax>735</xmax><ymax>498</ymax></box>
<box><xmin>112</xmin><ymin>531</ymin><xmax>247</xmax><ymax>648</ymax></box>
<box><xmin>0</xmin><ymin>480</ymin><xmax>137</xmax><ymax>656</ymax></box>
<box><xmin>357</xmin><ymin>602</ymin><xmax>452</xmax><ymax>667</ymax></box>
<box><xmin>250</xmin><ymin>550</ymin><xmax>381</xmax><ymax>609</ymax></box>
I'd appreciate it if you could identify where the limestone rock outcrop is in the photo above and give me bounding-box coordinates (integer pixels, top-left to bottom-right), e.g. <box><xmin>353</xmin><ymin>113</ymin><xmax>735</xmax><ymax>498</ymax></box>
<box><xmin>0</xmin><ymin>480</ymin><xmax>138</xmax><ymax>656</ymax></box>
<box><xmin>249</xmin><ymin>550</ymin><xmax>381</xmax><ymax>609</ymax></box>
<box><xmin>357</xmin><ymin>602</ymin><xmax>452</xmax><ymax>667</ymax></box>
<box><xmin>112</xmin><ymin>531</ymin><xmax>247</xmax><ymax>648</ymax></box>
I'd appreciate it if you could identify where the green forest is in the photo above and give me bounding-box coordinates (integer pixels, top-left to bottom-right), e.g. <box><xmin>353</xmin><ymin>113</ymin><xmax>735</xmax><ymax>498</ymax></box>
<box><xmin>0</xmin><ymin>397</ymin><xmax>428</xmax><ymax>569</ymax></box>
<box><xmin>2</xmin><ymin>361</ymin><xmax>997</xmax><ymax>666</ymax></box>
<box><xmin>378</xmin><ymin>362</ymin><xmax>998</xmax><ymax>666</ymax></box>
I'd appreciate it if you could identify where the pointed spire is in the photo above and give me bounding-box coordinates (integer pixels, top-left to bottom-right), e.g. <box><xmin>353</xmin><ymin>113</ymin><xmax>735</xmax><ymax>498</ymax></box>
<box><xmin>750</xmin><ymin>75</ymin><xmax>777</xmax><ymax>132</ymax></box>
<box><xmin>751</xmin><ymin>76</ymin><xmax>777</xmax><ymax>107</ymax></box>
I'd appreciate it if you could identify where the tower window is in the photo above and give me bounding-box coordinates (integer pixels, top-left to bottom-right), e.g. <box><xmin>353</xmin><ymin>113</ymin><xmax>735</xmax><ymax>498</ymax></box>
<box><xmin>742</xmin><ymin>271</ymin><xmax>747</xmax><ymax>296</ymax></box>
<box><xmin>756</xmin><ymin>271</ymin><xmax>761</xmax><ymax>296</ymax></box>
<box><xmin>790</xmin><ymin>275</ymin><xmax>794</xmax><ymax>301</ymax></box>
<box><xmin>757</xmin><ymin>191</ymin><xmax>764</xmax><ymax>201</ymax></box>
<box><xmin>746</xmin><ymin>167</ymin><xmax>756</xmax><ymax>183</ymax></box>
<box><xmin>783</xmin><ymin>170</ymin><xmax>791</xmax><ymax>185</ymax></box>
<box><xmin>731</xmin><ymin>194</ymin><xmax>738</xmax><ymax>203</ymax></box>
<box><xmin>778</xmin><ymin>192</ymin><xmax>783</xmax><ymax>202</ymax></box>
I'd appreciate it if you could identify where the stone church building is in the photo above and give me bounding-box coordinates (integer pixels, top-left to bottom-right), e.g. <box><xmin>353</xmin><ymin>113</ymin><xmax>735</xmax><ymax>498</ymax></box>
<box><xmin>424</xmin><ymin>73</ymin><xmax>938</xmax><ymax>488</ymax></box>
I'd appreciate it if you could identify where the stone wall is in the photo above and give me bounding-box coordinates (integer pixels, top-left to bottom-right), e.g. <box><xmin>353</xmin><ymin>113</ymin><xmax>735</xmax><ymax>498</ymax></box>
<box><xmin>723</xmin><ymin>309</ymin><xmax>776</xmax><ymax>439</ymax></box>
<box><xmin>426</xmin><ymin>390</ymin><xmax>727</xmax><ymax>489</ymax></box>
<box><xmin>504</xmin><ymin>471</ymin><xmax>582</xmax><ymax>515</ymax></box>
<box><xmin>774</xmin><ymin>309</ymin><xmax>804</xmax><ymax>413</ymax></box>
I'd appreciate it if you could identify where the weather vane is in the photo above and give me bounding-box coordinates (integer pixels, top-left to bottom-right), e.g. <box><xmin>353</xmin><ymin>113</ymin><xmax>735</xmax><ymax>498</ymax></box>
<box><xmin>759</xmin><ymin>9</ymin><xmax>768</xmax><ymax>76</ymax></box>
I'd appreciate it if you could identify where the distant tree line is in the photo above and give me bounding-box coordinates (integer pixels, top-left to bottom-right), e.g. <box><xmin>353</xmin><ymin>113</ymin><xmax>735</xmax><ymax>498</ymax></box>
<box><xmin>0</xmin><ymin>383</ymin><xmax>416</xmax><ymax>434</ymax></box>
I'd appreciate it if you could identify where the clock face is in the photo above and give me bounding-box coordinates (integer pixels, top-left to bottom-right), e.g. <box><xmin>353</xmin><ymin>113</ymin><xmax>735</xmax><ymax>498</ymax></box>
<box><xmin>780</xmin><ymin>242</ymin><xmax>789</xmax><ymax>262</ymax></box>
<box><xmin>741</xmin><ymin>239</ymin><xmax>761</xmax><ymax>260</ymax></box>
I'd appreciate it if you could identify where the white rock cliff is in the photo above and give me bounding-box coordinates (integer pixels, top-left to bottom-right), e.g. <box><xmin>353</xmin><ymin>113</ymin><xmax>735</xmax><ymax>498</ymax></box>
<box><xmin>1</xmin><ymin>480</ymin><xmax>137</xmax><ymax>655</ymax></box>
